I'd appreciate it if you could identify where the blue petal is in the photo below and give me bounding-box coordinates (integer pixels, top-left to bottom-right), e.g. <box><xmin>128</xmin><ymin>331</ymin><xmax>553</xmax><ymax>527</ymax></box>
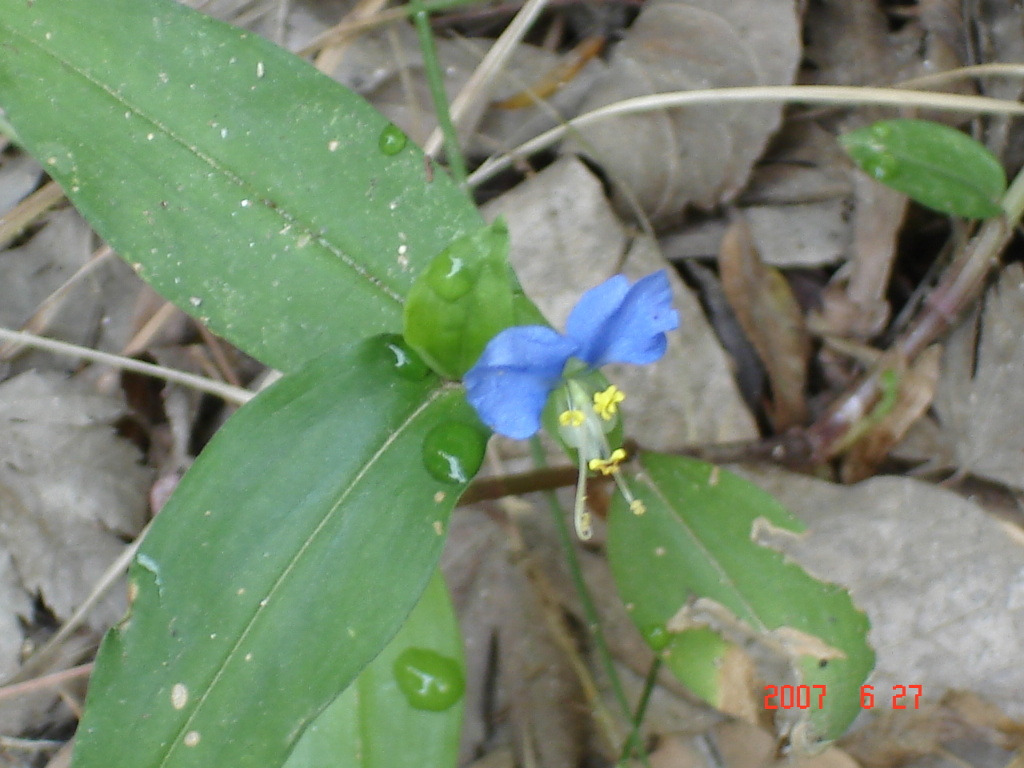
<box><xmin>464</xmin><ymin>326</ymin><xmax>578</xmax><ymax>439</ymax></box>
<box><xmin>566</xmin><ymin>271</ymin><xmax>680</xmax><ymax>367</ymax></box>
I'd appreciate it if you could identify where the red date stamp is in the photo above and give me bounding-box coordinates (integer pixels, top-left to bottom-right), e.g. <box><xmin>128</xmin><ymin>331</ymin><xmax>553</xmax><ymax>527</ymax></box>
<box><xmin>764</xmin><ymin>684</ymin><xmax>923</xmax><ymax>710</ymax></box>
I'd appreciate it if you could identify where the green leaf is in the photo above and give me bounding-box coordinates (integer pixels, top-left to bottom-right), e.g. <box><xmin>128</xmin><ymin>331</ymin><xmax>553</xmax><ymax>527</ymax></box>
<box><xmin>285</xmin><ymin>571</ymin><xmax>464</xmax><ymax>768</ymax></box>
<box><xmin>608</xmin><ymin>454</ymin><xmax>874</xmax><ymax>752</ymax></box>
<box><xmin>840</xmin><ymin>118</ymin><xmax>1007</xmax><ymax>219</ymax></box>
<box><xmin>72</xmin><ymin>336</ymin><xmax>489</xmax><ymax>768</ymax></box>
<box><xmin>403</xmin><ymin>219</ymin><xmax>518</xmax><ymax>378</ymax></box>
<box><xmin>0</xmin><ymin>0</ymin><xmax>482</xmax><ymax>372</ymax></box>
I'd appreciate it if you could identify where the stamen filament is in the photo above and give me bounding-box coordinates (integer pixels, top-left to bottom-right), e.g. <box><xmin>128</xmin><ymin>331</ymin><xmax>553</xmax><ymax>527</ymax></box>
<box><xmin>573</xmin><ymin>453</ymin><xmax>592</xmax><ymax>540</ymax></box>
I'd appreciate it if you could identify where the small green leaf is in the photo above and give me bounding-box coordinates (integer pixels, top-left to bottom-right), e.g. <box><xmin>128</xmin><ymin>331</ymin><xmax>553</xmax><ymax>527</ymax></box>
<box><xmin>840</xmin><ymin>118</ymin><xmax>1006</xmax><ymax>219</ymax></box>
<box><xmin>285</xmin><ymin>571</ymin><xmax>464</xmax><ymax>768</ymax></box>
<box><xmin>608</xmin><ymin>454</ymin><xmax>874</xmax><ymax>752</ymax></box>
<box><xmin>0</xmin><ymin>0</ymin><xmax>482</xmax><ymax>372</ymax></box>
<box><xmin>72</xmin><ymin>336</ymin><xmax>489</xmax><ymax>768</ymax></box>
<box><xmin>403</xmin><ymin>219</ymin><xmax>518</xmax><ymax>378</ymax></box>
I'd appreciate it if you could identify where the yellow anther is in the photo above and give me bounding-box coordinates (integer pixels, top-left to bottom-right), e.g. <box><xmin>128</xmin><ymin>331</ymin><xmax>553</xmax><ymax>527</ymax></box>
<box><xmin>593</xmin><ymin>385</ymin><xmax>625</xmax><ymax>421</ymax></box>
<box><xmin>559</xmin><ymin>409</ymin><xmax>586</xmax><ymax>427</ymax></box>
<box><xmin>588</xmin><ymin>447</ymin><xmax>627</xmax><ymax>476</ymax></box>
<box><xmin>630</xmin><ymin>499</ymin><xmax>646</xmax><ymax>515</ymax></box>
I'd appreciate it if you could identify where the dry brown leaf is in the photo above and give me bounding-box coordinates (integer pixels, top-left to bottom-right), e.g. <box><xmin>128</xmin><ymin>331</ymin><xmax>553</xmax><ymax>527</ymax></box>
<box><xmin>0</xmin><ymin>371</ymin><xmax>150</xmax><ymax>630</ymax></box>
<box><xmin>841</xmin><ymin>346</ymin><xmax>941</xmax><ymax>483</ymax></box>
<box><xmin>812</xmin><ymin>172</ymin><xmax>907</xmax><ymax>342</ymax></box>
<box><xmin>647</xmin><ymin>734</ymin><xmax>706</xmax><ymax>768</ymax></box>
<box><xmin>842</xmin><ymin>689</ymin><xmax>1024</xmax><ymax>768</ymax></box>
<box><xmin>0</xmin><ymin>371</ymin><xmax>150</xmax><ymax>738</ymax></box>
<box><xmin>0</xmin><ymin>548</ymin><xmax>32</xmax><ymax>682</ymax></box>
<box><xmin>442</xmin><ymin>510</ymin><xmax>587</xmax><ymax>768</ymax></box>
<box><xmin>648</xmin><ymin>721</ymin><xmax>858</xmax><ymax>768</ymax></box>
<box><xmin>564</xmin><ymin>0</ymin><xmax>801</xmax><ymax>223</ymax></box>
<box><xmin>971</xmin><ymin>1</ymin><xmax>1024</xmax><ymax>159</ymax></box>
<box><xmin>321</xmin><ymin>23</ymin><xmax>604</xmax><ymax>155</ymax></box>
<box><xmin>667</xmin><ymin>122</ymin><xmax>854</xmax><ymax>269</ymax></box>
<box><xmin>0</xmin><ymin>210</ymin><xmax>92</xmax><ymax>336</ymax></box>
<box><xmin>719</xmin><ymin>216</ymin><xmax>810</xmax><ymax>430</ymax></box>
<box><xmin>742</xmin><ymin>468</ymin><xmax>1024</xmax><ymax>721</ymax></box>
<box><xmin>0</xmin><ymin>208</ymin><xmax>144</xmax><ymax>367</ymax></box>
<box><xmin>482</xmin><ymin>157</ymin><xmax>758</xmax><ymax>448</ymax></box>
<box><xmin>739</xmin><ymin>122</ymin><xmax>853</xmax><ymax>267</ymax></box>
<box><xmin>0</xmin><ymin>152</ymin><xmax>44</xmax><ymax>218</ymax></box>
<box><xmin>803</xmin><ymin>1</ymin><xmax>919</xmax><ymax>87</ymax></box>
<box><xmin>444</xmin><ymin>499</ymin><xmax>720</xmax><ymax>766</ymax></box>
<box><xmin>709</xmin><ymin>720</ymin><xmax>777</xmax><ymax>768</ymax></box>
<box><xmin>934</xmin><ymin>264</ymin><xmax>1024</xmax><ymax>490</ymax></box>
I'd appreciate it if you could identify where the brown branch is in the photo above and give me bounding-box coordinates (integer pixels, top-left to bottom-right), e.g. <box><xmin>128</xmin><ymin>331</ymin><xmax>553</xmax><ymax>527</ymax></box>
<box><xmin>805</xmin><ymin>211</ymin><xmax>1013</xmax><ymax>462</ymax></box>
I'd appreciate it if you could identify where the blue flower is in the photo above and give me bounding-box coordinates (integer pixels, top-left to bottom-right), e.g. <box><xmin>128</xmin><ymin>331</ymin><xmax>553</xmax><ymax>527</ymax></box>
<box><xmin>464</xmin><ymin>271</ymin><xmax>679</xmax><ymax>439</ymax></box>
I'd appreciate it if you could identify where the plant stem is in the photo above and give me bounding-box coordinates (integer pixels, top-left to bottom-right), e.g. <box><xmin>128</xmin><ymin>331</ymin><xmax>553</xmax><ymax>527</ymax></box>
<box><xmin>806</xmin><ymin>155</ymin><xmax>1024</xmax><ymax>461</ymax></box>
<box><xmin>529</xmin><ymin>438</ymin><xmax>651</xmax><ymax>767</ymax></box>
<box><xmin>409</xmin><ymin>0</ymin><xmax>468</xmax><ymax>184</ymax></box>
<box><xmin>618</xmin><ymin>657</ymin><xmax>662</xmax><ymax>764</ymax></box>
<box><xmin>467</xmin><ymin>85</ymin><xmax>1024</xmax><ymax>188</ymax></box>
<box><xmin>0</xmin><ymin>327</ymin><xmax>252</xmax><ymax>404</ymax></box>
<box><xmin>422</xmin><ymin>0</ymin><xmax>549</xmax><ymax>158</ymax></box>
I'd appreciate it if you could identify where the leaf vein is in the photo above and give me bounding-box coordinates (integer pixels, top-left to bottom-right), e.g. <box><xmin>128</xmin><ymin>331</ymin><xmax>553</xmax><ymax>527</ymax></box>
<box><xmin>156</xmin><ymin>386</ymin><xmax>445</xmax><ymax>765</ymax></box>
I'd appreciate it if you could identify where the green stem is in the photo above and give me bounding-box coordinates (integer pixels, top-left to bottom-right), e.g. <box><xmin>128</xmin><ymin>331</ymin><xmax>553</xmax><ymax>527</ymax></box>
<box><xmin>409</xmin><ymin>0</ymin><xmax>468</xmax><ymax>184</ymax></box>
<box><xmin>618</xmin><ymin>657</ymin><xmax>662</xmax><ymax>764</ymax></box>
<box><xmin>528</xmin><ymin>437</ymin><xmax>651</xmax><ymax>767</ymax></box>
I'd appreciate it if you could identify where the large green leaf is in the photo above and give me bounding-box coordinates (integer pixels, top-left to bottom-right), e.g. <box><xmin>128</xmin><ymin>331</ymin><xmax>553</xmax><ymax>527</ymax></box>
<box><xmin>285</xmin><ymin>571</ymin><xmax>465</xmax><ymax>768</ymax></box>
<box><xmin>0</xmin><ymin>0</ymin><xmax>482</xmax><ymax>372</ymax></box>
<box><xmin>72</xmin><ymin>336</ymin><xmax>489</xmax><ymax>768</ymax></box>
<box><xmin>608</xmin><ymin>454</ymin><xmax>874</xmax><ymax>752</ymax></box>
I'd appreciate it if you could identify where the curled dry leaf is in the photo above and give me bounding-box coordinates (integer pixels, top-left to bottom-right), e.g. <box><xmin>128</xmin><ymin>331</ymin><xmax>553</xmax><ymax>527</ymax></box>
<box><xmin>718</xmin><ymin>215</ymin><xmax>811</xmax><ymax>431</ymax></box>
<box><xmin>564</xmin><ymin>0</ymin><xmax>801</xmax><ymax>223</ymax></box>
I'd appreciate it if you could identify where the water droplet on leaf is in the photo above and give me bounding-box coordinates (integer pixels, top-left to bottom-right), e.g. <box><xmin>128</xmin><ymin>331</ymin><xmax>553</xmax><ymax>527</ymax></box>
<box><xmin>393</xmin><ymin>647</ymin><xmax>465</xmax><ymax>711</ymax></box>
<box><xmin>870</xmin><ymin>123</ymin><xmax>892</xmax><ymax>140</ymax></box>
<box><xmin>380</xmin><ymin>334</ymin><xmax>431</xmax><ymax>380</ymax></box>
<box><xmin>378</xmin><ymin>124</ymin><xmax>408</xmax><ymax>156</ymax></box>
<box><xmin>421</xmin><ymin>422</ymin><xmax>487</xmax><ymax>484</ymax></box>
<box><xmin>643</xmin><ymin>624</ymin><xmax>672</xmax><ymax>651</ymax></box>
<box><xmin>869</xmin><ymin>153</ymin><xmax>899</xmax><ymax>181</ymax></box>
<box><xmin>423</xmin><ymin>251</ymin><xmax>474</xmax><ymax>301</ymax></box>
